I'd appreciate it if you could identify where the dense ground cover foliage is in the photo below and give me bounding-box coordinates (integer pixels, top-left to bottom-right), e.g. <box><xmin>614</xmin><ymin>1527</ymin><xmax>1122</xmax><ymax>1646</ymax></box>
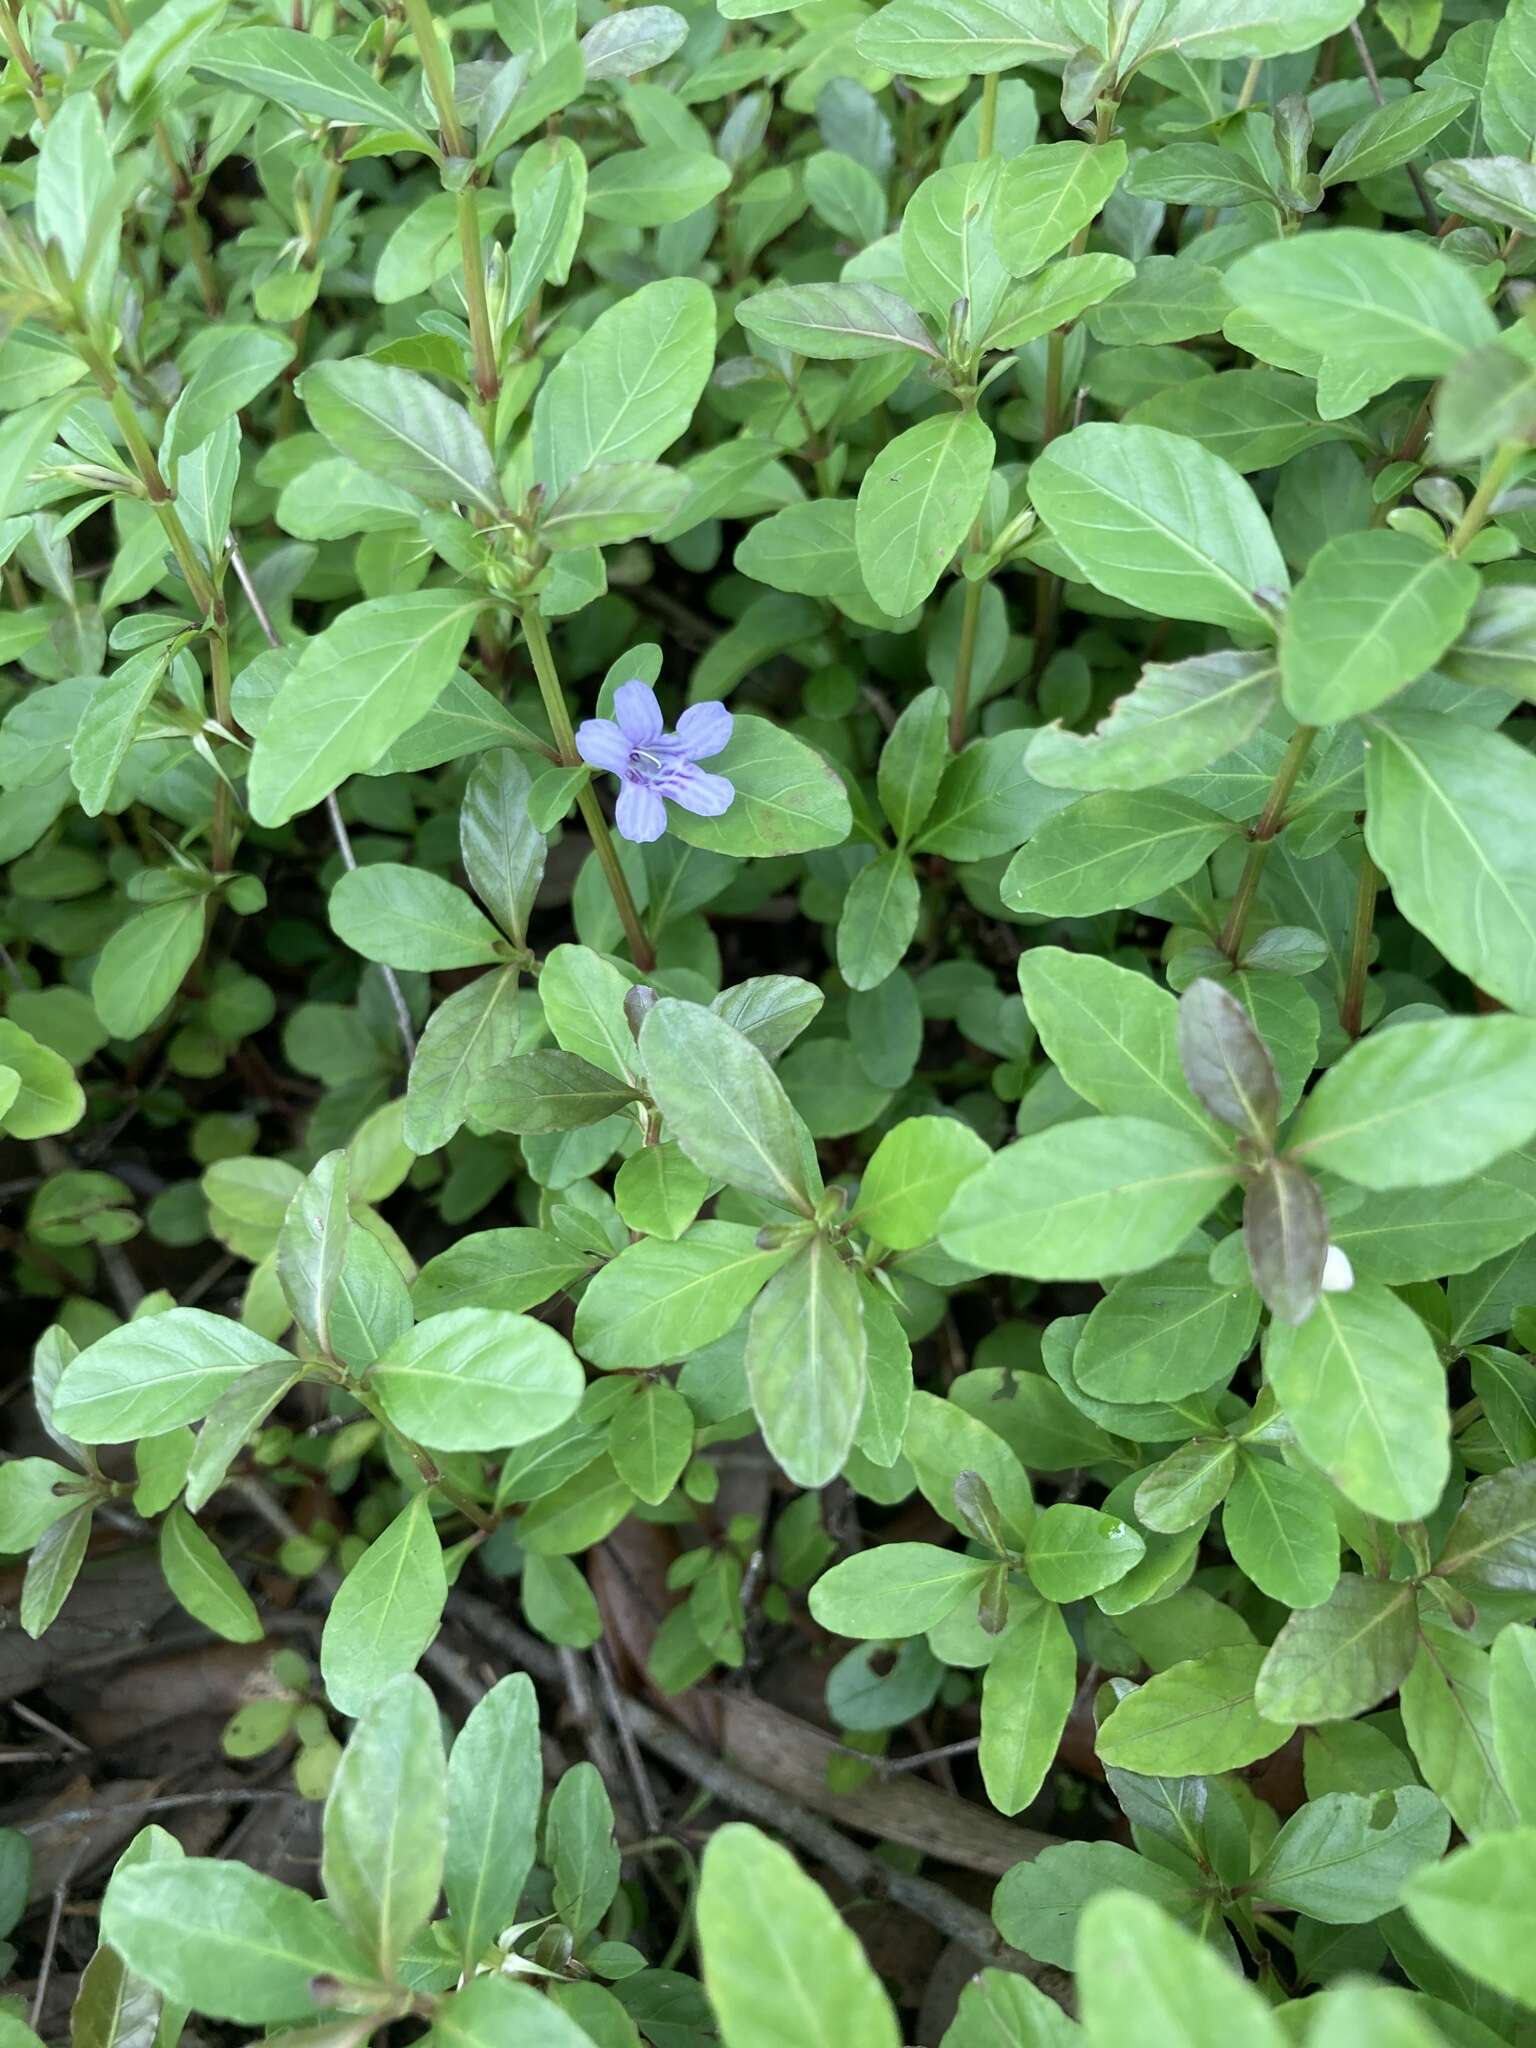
<box><xmin>6</xmin><ymin>0</ymin><xmax>1536</xmax><ymax>2040</ymax></box>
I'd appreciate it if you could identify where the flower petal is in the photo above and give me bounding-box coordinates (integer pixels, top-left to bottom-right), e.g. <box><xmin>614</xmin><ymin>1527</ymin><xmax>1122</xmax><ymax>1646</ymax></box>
<box><xmin>613</xmin><ymin>679</ymin><xmax>664</xmax><ymax>747</ymax></box>
<box><xmin>615</xmin><ymin>779</ymin><xmax>668</xmax><ymax>842</ymax></box>
<box><xmin>659</xmin><ymin>765</ymin><xmax>735</xmax><ymax>818</ymax></box>
<box><xmin>674</xmin><ymin>700</ymin><xmax>733</xmax><ymax>761</ymax></box>
<box><xmin>575</xmin><ymin>717</ymin><xmax>630</xmax><ymax>776</ymax></box>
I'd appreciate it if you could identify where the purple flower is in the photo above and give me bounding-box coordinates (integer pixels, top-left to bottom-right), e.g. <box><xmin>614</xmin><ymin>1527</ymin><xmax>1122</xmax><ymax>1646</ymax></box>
<box><xmin>575</xmin><ymin>680</ymin><xmax>734</xmax><ymax>844</ymax></box>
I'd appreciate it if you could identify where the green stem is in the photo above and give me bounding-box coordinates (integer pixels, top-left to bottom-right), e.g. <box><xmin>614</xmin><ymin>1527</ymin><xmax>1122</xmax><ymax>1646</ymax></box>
<box><xmin>1218</xmin><ymin>723</ymin><xmax>1316</xmax><ymax>961</ymax></box>
<box><xmin>1449</xmin><ymin>442</ymin><xmax>1520</xmax><ymax>557</ymax></box>
<box><xmin>401</xmin><ymin>0</ymin><xmax>467</xmax><ymax>157</ymax></box>
<box><xmin>89</xmin><ymin>361</ymin><xmax>218</xmax><ymax>618</ymax></box>
<box><xmin>976</xmin><ymin>70</ymin><xmax>998</xmax><ymax>157</ymax></box>
<box><xmin>948</xmin><ymin>575</ymin><xmax>984</xmax><ymax>751</ymax></box>
<box><xmin>1339</xmin><ymin>846</ymin><xmax>1377</xmax><ymax>1039</ymax></box>
<box><xmin>355</xmin><ymin>1389</ymin><xmax>495</xmax><ymax>1532</ymax></box>
<box><xmin>208</xmin><ymin>610</ymin><xmax>234</xmax><ymax>872</ymax></box>
<box><xmin>521</xmin><ymin>603</ymin><xmax>656</xmax><ymax>972</ymax></box>
<box><xmin>457</xmin><ymin>184</ymin><xmax>500</xmax><ymax>419</ymax></box>
<box><xmin>0</xmin><ymin>0</ymin><xmax>48</xmax><ymax>125</ymax></box>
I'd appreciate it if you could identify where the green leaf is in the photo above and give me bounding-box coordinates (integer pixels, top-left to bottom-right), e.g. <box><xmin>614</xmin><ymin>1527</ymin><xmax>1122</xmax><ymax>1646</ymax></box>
<box><xmin>322</xmin><ymin>1674</ymin><xmax>446</xmax><ymax>1975</ymax></box>
<box><xmin>1253</xmin><ymin>1787</ymin><xmax>1449</xmax><ymax>1925</ymax></box>
<box><xmin>445</xmin><ymin>1673</ymin><xmax>542</xmax><ymax>1969</ymax></box>
<box><xmin>404</xmin><ymin>969</ymin><xmax>524</xmax><ymax>1158</ymax></box>
<box><xmin>939</xmin><ymin>1116</ymin><xmax>1237</xmax><ymax>1280</ymax></box>
<box><xmin>70</xmin><ymin>647</ymin><xmax>172</xmax><ymax>817</ymax></box>
<box><xmin>849</xmin><ymin>1113</ymin><xmax>990</xmax><ymax>1250</ymax></box>
<box><xmin>541</xmin><ymin>461</ymin><xmax>692</xmax><ymax>550</ymax></box>
<box><xmin>370</xmin><ymin>1307</ymin><xmax>583</xmax><ymax>1451</ymax></box>
<box><xmin>1225</xmin><ymin>229</ymin><xmax>1498</xmax><ymax>403</ymax></box>
<box><xmin>666</xmin><ymin>716</ymin><xmax>852</xmax><ymax>858</ymax></box>
<box><xmin>0</xmin><ymin>1456</ymin><xmax>86</xmax><ymax>1551</ymax></box>
<box><xmin>574</xmin><ymin>1223</ymin><xmax>788</xmax><ymax>1369</ymax></box>
<box><xmin>1017</xmin><ymin>947</ymin><xmax>1215</xmax><ymax>1139</ymax></box>
<box><xmin>329</xmin><ymin>865</ymin><xmax>505</xmax><ymax>972</ymax></box>
<box><xmin>855</xmin><ymin>411</ymin><xmax>994</xmax><ymax>617</ymax></box>
<box><xmin>855</xmin><ymin>0</ymin><xmax>1075</xmax><ymax>76</ymax></box>
<box><xmin>473</xmin><ymin>1049</ymin><xmax>644</xmax><ymax>1133</ymax></box>
<box><xmin>197</xmin><ymin>26</ymin><xmax>430</xmax><ymax>140</ymax></box>
<box><xmin>532</xmin><ymin>277</ymin><xmax>716</xmax><ymax>496</ymax></box>
<box><xmin>1292</xmin><ymin>1015</ymin><xmax>1536</xmax><ymax>1189</ymax></box>
<box><xmin>459</xmin><ymin>748</ymin><xmax>547</xmax><ymax>947</ymax></box>
<box><xmin>1075</xmin><ymin>1892</ymin><xmax>1288</xmax><ymax>2047</ymax></box>
<box><xmin>1003</xmin><ymin>790</ymin><xmax>1235</xmax><ymax>917</ymax></box>
<box><xmin>745</xmin><ymin>1233</ymin><xmax>866</xmax><ymax>1488</ymax></box>
<box><xmin>1492</xmin><ymin>1624</ymin><xmax>1536</xmax><ymax>1826</ymax></box>
<box><xmin>1177</xmin><ymin>976</ymin><xmax>1278</xmax><ymax>1145</ymax></box>
<box><xmin>429</xmin><ymin>1976</ymin><xmax>601</xmax><ymax>2048</ymax></box>
<box><xmin>546</xmin><ymin>1761</ymin><xmax>619</xmax><ymax>1944</ymax></box>
<box><xmin>159</xmin><ymin>1504</ymin><xmax>262</xmax><ymax>1643</ymax></box>
<box><xmin>92</xmin><ymin>897</ymin><xmax>207</xmax><ymax>1041</ymax></box>
<box><xmin>248</xmin><ymin>593</ymin><xmax>481</xmax><ymax>826</ymax></box>
<box><xmin>1025</xmin><ymin>1502</ymin><xmax>1144</xmax><ymax>1602</ymax></box>
<box><xmin>320</xmin><ymin>1492</ymin><xmax>448</xmax><ymax>1718</ymax></box>
<box><xmin>698</xmin><ymin>1825</ymin><xmax>900</xmax><ymax>2048</ymax></box>
<box><xmin>586</xmin><ymin>144</ymin><xmax>730</xmax><ymax>225</ymax></box>
<box><xmin>299</xmin><ymin>359</ymin><xmax>499</xmax><ymax>512</ymax></box>
<box><xmin>989</xmin><ymin>251</ymin><xmax>1134</xmax><ymax>351</ymax></box>
<box><xmin>1401</xmin><ymin>1628</ymin><xmax>1519</xmax><ymax>1842</ymax></box>
<box><xmin>992</xmin><ymin>1841</ymin><xmax>1197</xmax><ymax>1974</ymax></box>
<box><xmin>1267</xmin><ymin>1282</ymin><xmax>1448</xmax><ymax>1521</ymax></box>
<box><xmin>185</xmin><ymin>1361</ymin><xmax>299</xmax><ymax>1514</ymax></box>
<box><xmin>808</xmin><ymin>1542</ymin><xmax>991</xmax><ymax>1637</ymax></box>
<box><xmin>165</xmin><ymin>328</ymin><xmax>295</xmax><ymax>466</ymax></box>
<box><xmin>1076</xmin><ymin>1257</ymin><xmax>1258</xmax><ymax>1402</ymax></box>
<box><xmin>276</xmin><ymin>1149</ymin><xmax>350</xmax><ymax>1357</ymax></box>
<box><xmin>1281</xmin><ymin>532</ymin><xmax>1478</xmax><ymax>724</ymax></box>
<box><xmin>1405</xmin><ymin>1829</ymin><xmax>1536</xmax><ymax>2013</ymax></box>
<box><xmin>1097</xmin><ymin>1645</ymin><xmax>1292</xmax><ymax>1775</ymax></box>
<box><xmin>835</xmin><ymin>851</ymin><xmax>920</xmax><ymax>991</ymax></box>
<box><xmin>737</xmin><ymin>281</ymin><xmax>937</xmax><ymax>360</ymax></box>
<box><xmin>54</xmin><ymin>1309</ymin><xmax>291</xmax><ymax>1441</ymax></box>
<box><xmin>1320</xmin><ymin>85</ymin><xmax>1471</xmax><ymax>185</ymax></box>
<box><xmin>994</xmin><ymin>141</ymin><xmax>1127</xmax><ymax>277</ymax></box>
<box><xmin>415</xmin><ymin>1226</ymin><xmax>588</xmax><ymax>1319</ymax></box>
<box><xmin>1243</xmin><ymin>1157</ymin><xmax>1329</xmax><ymax>1327</ymax></box>
<box><xmin>640</xmin><ymin>998</ymin><xmax>817</xmax><ymax>1214</ymax></box>
<box><xmin>978</xmin><ymin>1600</ymin><xmax>1075</xmax><ymax>1817</ymax></box>
<box><xmin>1027</xmin><ymin>422</ymin><xmax>1288</xmax><ymax>636</ymax></box>
<box><xmin>1365</xmin><ymin>713</ymin><xmax>1536</xmax><ymax>1016</ymax></box>
<box><xmin>35</xmin><ymin>93</ymin><xmax>117</xmax><ymax>309</ymax></box>
<box><xmin>117</xmin><ymin>0</ymin><xmax>228</xmax><ymax>99</ymax></box>
<box><xmin>0</xmin><ymin>1020</ymin><xmax>84</xmax><ymax>1139</ymax></box>
<box><xmin>101</xmin><ymin>1859</ymin><xmax>376</xmax><ymax>2025</ymax></box>
<box><xmin>1224</xmin><ymin>1453</ymin><xmax>1339</xmax><ymax>1610</ymax></box>
<box><xmin>609</xmin><ymin>1379</ymin><xmax>694</xmax><ymax>1504</ymax></box>
<box><xmin>1026</xmin><ymin>652</ymin><xmax>1277</xmax><ymax>794</ymax></box>
<box><xmin>903</xmin><ymin>1388</ymin><xmax>1032</xmax><ymax>1544</ymax></box>
<box><xmin>21</xmin><ymin>1502</ymin><xmax>91</xmax><ymax>1638</ymax></box>
<box><xmin>1256</xmin><ymin>1574</ymin><xmax>1419</xmax><ymax>1723</ymax></box>
<box><xmin>902</xmin><ymin>158</ymin><xmax>1009</xmax><ymax>343</ymax></box>
<box><xmin>1126</xmin><ymin>369</ymin><xmax>1338</xmax><ymax>470</ymax></box>
<box><xmin>613</xmin><ymin>1142</ymin><xmax>709</xmax><ymax>1240</ymax></box>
